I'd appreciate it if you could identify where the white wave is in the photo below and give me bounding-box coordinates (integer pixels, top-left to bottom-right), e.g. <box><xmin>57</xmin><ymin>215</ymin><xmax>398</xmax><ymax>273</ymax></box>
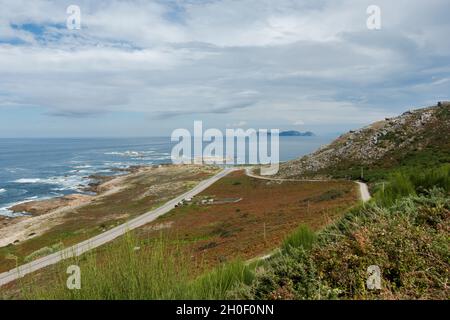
<box><xmin>0</xmin><ymin>208</ymin><xmax>28</xmax><ymax>218</ymax></box>
<box><xmin>73</xmin><ymin>165</ymin><xmax>93</xmax><ymax>169</ymax></box>
<box><xmin>133</xmin><ymin>156</ymin><xmax>171</xmax><ymax>161</ymax></box>
<box><xmin>0</xmin><ymin>188</ymin><xmax>6</xmax><ymax>194</ymax></box>
<box><xmin>69</xmin><ymin>169</ymin><xmax>92</xmax><ymax>174</ymax></box>
<box><xmin>103</xmin><ymin>162</ymin><xmax>129</xmax><ymax>168</ymax></box>
<box><xmin>96</xmin><ymin>169</ymin><xmax>114</xmax><ymax>173</ymax></box>
<box><xmin>11</xmin><ymin>175</ymin><xmax>88</xmax><ymax>191</ymax></box>
<box><xmin>105</xmin><ymin>150</ymin><xmax>155</xmax><ymax>157</ymax></box>
<box><xmin>13</xmin><ymin>178</ymin><xmax>42</xmax><ymax>183</ymax></box>
<box><xmin>0</xmin><ymin>197</ymin><xmax>42</xmax><ymax>217</ymax></box>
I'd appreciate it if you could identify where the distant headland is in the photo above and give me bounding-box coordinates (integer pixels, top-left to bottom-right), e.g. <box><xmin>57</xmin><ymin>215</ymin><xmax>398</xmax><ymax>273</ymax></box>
<box><xmin>279</xmin><ymin>130</ymin><xmax>315</xmax><ymax>137</ymax></box>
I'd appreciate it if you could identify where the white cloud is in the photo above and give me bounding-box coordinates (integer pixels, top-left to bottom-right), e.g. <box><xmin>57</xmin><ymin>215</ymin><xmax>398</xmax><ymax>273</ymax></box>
<box><xmin>0</xmin><ymin>0</ymin><xmax>449</xmax><ymax>136</ymax></box>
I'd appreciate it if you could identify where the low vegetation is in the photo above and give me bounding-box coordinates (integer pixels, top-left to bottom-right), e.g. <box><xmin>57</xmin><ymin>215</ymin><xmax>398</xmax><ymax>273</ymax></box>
<box><xmin>0</xmin><ymin>165</ymin><xmax>219</xmax><ymax>273</ymax></box>
<box><xmin>24</xmin><ymin>242</ymin><xmax>64</xmax><ymax>263</ymax></box>
<box><xmin>281</xmin><ymin>225</ymin><xmax>317</xmax><ymax>253</ymax></box>
<box><xmin>20</xmin><ymin>234</ymin><xmax>253</xmax><ymax>300</ymax></box>
<box><xmin>3</xmin><ymin>171</ymin><xmax>357</xmax><ymax>299</ymax></box>
<box><xmin>374</xmin><ymin>164</ymin><xmax>450</xmax><ymax>205</ymax></box>
<box><xmin>278</xmin><ymin>104</ymin><xmax>450</xmax><ymax>183</ymax></box>
<box><xmin>236</xmin><ymin>189</ymin><xmax>449</xmax><ymax>300</ymax></box>
<box><xmin>235</xmin><ymin>166</ymin><xmax>450</xmax><ymax>300</ymax></box>
<box><xmin>3</xmin><ymin>165</ymin><xmax>448</xmax><ymax>300</ymax></box>
<box><xmin>18</xmin><ymin>184</ymin><xmax>448</xmax><ymax>300</ymax></box>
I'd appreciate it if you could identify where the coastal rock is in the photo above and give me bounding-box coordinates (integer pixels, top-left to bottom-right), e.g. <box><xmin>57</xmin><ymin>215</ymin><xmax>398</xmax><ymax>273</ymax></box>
<box><xmin>9</xmin><ymin>194</ymin><xmax>92</xmax><ymax>216</ymax></box>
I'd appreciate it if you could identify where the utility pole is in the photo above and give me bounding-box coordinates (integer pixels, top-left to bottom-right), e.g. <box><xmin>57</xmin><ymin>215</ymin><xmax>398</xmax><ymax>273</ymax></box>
<box><xmin>263</xmin><ymin>222</ymin><xmax>266</xmax><ymax>243</ymax></box>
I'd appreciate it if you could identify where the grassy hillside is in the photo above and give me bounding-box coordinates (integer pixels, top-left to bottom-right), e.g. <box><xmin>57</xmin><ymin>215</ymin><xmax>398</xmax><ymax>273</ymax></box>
<box><xmin>12</xmin><ymin>166</ymin><xmax>449</xmax><ymax>300</ymax></box>
<box><xmin>236</xmin><ymin>193</ymin><xmax>449</xmax><ymax>300</ymax></box>
<box><xmin>279</xmin><ymin>103</ymin><xmax>450</xmax><ymax>182</ymax></box>
<box><xmin>18</xmin><ymin>234</ymin><xmax>254</xmax><ymax>300</ymax></box>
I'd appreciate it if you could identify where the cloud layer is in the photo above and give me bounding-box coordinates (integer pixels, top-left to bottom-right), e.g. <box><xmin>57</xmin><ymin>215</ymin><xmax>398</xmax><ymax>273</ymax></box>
<box><xmin>0</xmin><ymin>0</ymin><xmax>449</xmax><ymax>136</ymax></box>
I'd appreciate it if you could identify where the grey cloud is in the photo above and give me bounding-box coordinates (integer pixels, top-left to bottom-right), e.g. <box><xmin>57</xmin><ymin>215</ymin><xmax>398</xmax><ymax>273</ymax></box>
<box><xmin>153</xmin><ymin>99</ymin><xmax>257</xmax><ymax>119</ymax></box>
<box><xmin>0</xmin><ymin>0</ymin><xmax>449</xmax><ymax>135</ymax></box>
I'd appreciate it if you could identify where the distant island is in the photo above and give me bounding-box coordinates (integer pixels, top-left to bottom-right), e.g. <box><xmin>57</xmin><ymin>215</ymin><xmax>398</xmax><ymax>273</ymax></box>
<box><xmin>279</xmin><ymin>130</ymin><xmax>315</xmax><ymax>137</ymax></box>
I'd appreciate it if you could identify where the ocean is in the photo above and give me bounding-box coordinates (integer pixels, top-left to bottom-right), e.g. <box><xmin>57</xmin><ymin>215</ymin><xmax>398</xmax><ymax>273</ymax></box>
<box><xmin>0</xmin><ymin>136</ymin><xmax>333</xmax><ymax>217</ymax></box>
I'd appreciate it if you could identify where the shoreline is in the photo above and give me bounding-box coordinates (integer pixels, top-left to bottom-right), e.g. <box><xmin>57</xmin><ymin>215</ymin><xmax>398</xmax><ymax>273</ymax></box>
<box><xmin>1</xmin><ymin>164</ymin><xmax>157</xmax><ymax>218</ymax></box>
<box><xmin>0</xmin><ymin>164</ymin><xmax>220</xmax><ymax>249</ymax></box>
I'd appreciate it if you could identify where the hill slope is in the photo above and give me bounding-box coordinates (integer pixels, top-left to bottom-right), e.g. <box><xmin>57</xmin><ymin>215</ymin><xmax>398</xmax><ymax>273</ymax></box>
<box><xmin>278</xmin><ymin>102</ymin><xmax>450</xmax><ymax>181</ymax></box>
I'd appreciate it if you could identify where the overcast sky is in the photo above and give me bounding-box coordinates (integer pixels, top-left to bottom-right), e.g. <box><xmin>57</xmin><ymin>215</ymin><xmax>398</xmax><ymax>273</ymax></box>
<box><xmin>0</xmin><ymin>0</ymin><xmax>449</xmax><ymax>137</ymax></box>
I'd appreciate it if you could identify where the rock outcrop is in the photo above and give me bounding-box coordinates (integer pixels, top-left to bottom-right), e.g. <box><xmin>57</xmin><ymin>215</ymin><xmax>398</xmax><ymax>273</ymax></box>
<box><xmin>278</xmin><ymin>103</ymin><xmax>450</xmax><ymax>179</ymax></box>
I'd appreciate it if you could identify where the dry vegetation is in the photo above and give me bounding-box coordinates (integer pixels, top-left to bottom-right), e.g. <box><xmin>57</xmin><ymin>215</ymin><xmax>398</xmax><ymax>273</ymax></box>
<box><xmin>0</xmin><ymin>169</ymin><xmax>359</xmax><ymax>298</ymax></box>
<box><xmin>134</xmin><ymin>170</ymin><xmax>358</xmax><ymax>269</ymax></box>
<box><xmin>0</xmin><ymin>164</ymin><xmax>219</xmax><ymax>273</ymax></box>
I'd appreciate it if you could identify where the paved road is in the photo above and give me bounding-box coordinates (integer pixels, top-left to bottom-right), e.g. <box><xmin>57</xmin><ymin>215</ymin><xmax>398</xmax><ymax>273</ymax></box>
<box><xmin>0</xmin><ymin>167</ymin><xmax>236</xmax><ymax>288</ymax></box>
<box><xmin>245</xmin><ymin>167</ymin><xmax>371</xmax><ymax>202</ymax></box>
<box><xmin>355</xmin><ymin>181</ymin><xmax>372</xmax><ymax>202</ymax></box>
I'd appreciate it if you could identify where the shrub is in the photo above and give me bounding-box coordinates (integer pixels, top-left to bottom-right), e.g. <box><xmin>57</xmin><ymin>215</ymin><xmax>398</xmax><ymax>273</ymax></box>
<box><xmin>192</xmin><ymin>261</ymin><xmax>254</xmax><ymax>299</ymax></box>
<box><xmin>375</xmin><ymin>165</ymin><xmax>450</xmax><ymax>205</ymax></box>
<box><xmin>282</xmin><ymin>225</ymin><xmax>317</xmax><ymax>253</ymax></box>
<box><xmin>240</xmin><ymin>192</ymin><xmax>450</xmax><ymax>300</ymax></box>
<box><xmin>24</xmin><ymin>242</ymin><xmax>64</xmax><ymax>263</ymax></box>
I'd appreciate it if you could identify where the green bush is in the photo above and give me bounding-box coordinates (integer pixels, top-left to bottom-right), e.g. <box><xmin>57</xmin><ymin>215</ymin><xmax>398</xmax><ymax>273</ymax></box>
<box><xmin>193</xmin><ymin>261</ymin><xmax>254</xmax><ymax>299</ymax></box>
<box><xmin>375</xmin><ymin>165</ymin><xmax>450</xmax><ymax>205</ymax></box>
<box><xmin>282</xmin><ymin>225</ymin><xmax>317</xmax><ymax>253</ymax></box>
<box><xmin>24</xmin><ymin>242</ymin><xmax>64</xmax><ymax>263</ymax></box>
<box><xmin>240</xmin><ymin>191</ymin><xmax>450</xmax><ymax>300</ymax></box>
<box><xmin>240</xmin><ymin>248</ymin><xmax>322</xmax><ymax>300</ymax></box>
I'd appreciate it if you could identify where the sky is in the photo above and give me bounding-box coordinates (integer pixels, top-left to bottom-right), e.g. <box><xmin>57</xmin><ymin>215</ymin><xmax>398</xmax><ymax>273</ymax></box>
<box><xmin>0</xmin><ymin>0</ymin><xmax>449</xmax><ymax>137</ymax></box>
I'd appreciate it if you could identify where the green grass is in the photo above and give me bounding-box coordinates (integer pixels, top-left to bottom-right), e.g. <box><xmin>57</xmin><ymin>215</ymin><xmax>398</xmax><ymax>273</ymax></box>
<box><xmin>238</xmin><ymin>189</ymin><xmax>450</xmax><ymax>300</ymax></box>
<box><xmin>21</xmin><ymin>233</ymin><xmax>252</xmax><ymax>300</ymax></box>
<box><xmin>282</xmin><ymin>225</ymin><xmax>317</xmax><ymax>253</ymax></box>
<box><xmin>374</xmin><ymin>164</ymin><xmax>450</xmax><ymax>205</ymax></box>
<box><xmin>20</xmin><ymin>188</ymin><xmax>448</xmax><ymax>300</ymax></box>
<box><xmin>24</xmin><ymin>242</ymin><xmax>64</xmax><ymax>263</ymax></box>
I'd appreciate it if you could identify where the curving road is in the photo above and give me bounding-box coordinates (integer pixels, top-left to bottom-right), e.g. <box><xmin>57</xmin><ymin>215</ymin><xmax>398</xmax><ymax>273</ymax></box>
<box><xmin>0</xmin><ymin>167</ymin><xmax>237</xmax><ymax>288</ymax></box>
<box><xmin>355</xmin><ymin>181</ymin><xmax>372</xmax><ymax>202</ymax></box>
<box><xmin>245</xmin><ymin>167</ymin><xmax>371</xmax><ymax>202</ymax></box>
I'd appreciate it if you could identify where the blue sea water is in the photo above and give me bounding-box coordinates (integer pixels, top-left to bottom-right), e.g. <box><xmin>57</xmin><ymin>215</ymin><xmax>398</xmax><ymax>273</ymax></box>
<box><xmin>0</xmin><ymin>136</ymin><xmax>333</xmax><ymax>217</ymax></box>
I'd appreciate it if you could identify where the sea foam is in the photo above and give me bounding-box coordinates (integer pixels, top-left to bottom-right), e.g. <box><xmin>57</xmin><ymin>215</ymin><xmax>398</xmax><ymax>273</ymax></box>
<box><xmin>11</xmin><ymin>175</ymin><xmax>88</xmax><ymax>191</ymax></box>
